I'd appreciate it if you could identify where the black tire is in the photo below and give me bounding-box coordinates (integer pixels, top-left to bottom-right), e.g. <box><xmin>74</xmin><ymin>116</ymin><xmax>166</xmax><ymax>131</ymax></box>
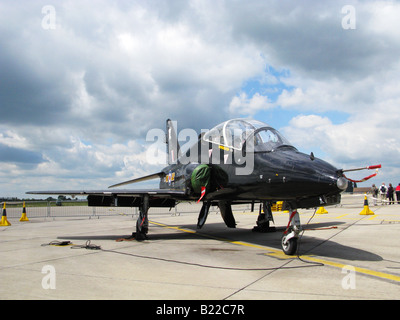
<box><xmin>281</xmin><ymin>235</ymin><xmax>298</xmax><ymax>255</ymax></box>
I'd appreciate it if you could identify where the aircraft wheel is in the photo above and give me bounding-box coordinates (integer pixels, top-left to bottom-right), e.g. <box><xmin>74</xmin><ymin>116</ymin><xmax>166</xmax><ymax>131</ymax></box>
<box><xmin>281</xmin><ymin>235</ymin><xmax>298</xmax><ymax>255</ymax></box>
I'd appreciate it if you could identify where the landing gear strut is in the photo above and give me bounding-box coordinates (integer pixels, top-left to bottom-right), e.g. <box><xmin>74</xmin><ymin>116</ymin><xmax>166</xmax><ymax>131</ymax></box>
<box><xmin>252</xmin><ymin>201</ymin><xmax>275</xmax><ymax>233</ymax></box>
<box><xmin>281</xmin><ymin>208</ymin><xmax>301</xmax><ymax>255</ymax></box>
<box><xmin>135</xmin><ymin>195</ymin><xmax>149</xmax><ymax>240</ymax></box>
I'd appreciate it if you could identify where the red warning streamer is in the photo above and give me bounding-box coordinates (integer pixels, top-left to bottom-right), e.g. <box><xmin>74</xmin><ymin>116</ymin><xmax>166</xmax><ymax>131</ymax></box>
<box><xmin>343</xmin><ymin>172</ymin><xmax>379</xmax><ymax>183</ymax></box>
<box><xmin>197</xmin><ymin>186</ymin><xmax>206</xmax><ymax>203</ymax></box>
<box><xmin>342</xmin><ymin>164</ymin><xmax>381</xmax><ymax>183</ymax></box>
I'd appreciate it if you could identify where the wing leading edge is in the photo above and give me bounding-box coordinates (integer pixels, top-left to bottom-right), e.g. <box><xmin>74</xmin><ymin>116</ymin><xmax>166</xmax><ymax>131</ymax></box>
<box><xmin>26</xmin><ymin>171</ymin><xmax>185</xmax><ymax>201</ymax></box>
<box><xmin>26</xmin><ymin>189</ymin><xmax>186</xmax><ymax>197</ymax></box>
<box><xmin>27</xmin><ymin>170</ymin><xmax>185</xmax><ymax>208</ymax></box>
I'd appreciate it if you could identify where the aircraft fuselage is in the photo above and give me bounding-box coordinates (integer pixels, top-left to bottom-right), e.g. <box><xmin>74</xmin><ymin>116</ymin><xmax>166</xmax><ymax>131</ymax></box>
<box><xmin>159</xmin><ymin>145</ymin><xmax>346</xmax><ymax>209</ymax></box>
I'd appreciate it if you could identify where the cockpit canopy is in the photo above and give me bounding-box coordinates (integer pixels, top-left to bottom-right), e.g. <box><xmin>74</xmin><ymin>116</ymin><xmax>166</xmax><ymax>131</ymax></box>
<box><xmin>203</xmin><ymin>119</ymin><xmax>295</xmax><ymax>152</ymax></box>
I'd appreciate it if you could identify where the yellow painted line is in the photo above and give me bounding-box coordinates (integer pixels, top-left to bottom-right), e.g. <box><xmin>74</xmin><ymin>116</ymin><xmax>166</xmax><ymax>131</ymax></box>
<box><xmin>149</xmin><ymin>221</ymin><xmax>196</xmax><ymax>234</ymax></box>
<box><xmin>367</xmin><ymin>215</ymin><xmax>378</xmax><ymax>220</ymax></box>
<box><xmin>335</xmin><ymin>214</ymin><xmax>349</xmax><ymax>219</ymax></box>
<box><xmin>149</xmin><ymin>220</ymin><xmax>400</xmax><ymax>283</ymax></box>
<box><xmin>302</xmin><ymin>256</ymin><xmax>400</xmax><ymax>283</ymax></box>
<box><xmin>150</xmin><ymin>220</ymin><xmax>283</xmax><ymax>253</ymax></box>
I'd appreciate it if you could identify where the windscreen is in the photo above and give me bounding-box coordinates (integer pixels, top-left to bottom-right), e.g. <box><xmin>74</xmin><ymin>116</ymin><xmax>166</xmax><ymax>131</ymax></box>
<box><xmin>203</xmin><ymin>119</ymin><xmax>295</xmax><ymax>152</ymax></box>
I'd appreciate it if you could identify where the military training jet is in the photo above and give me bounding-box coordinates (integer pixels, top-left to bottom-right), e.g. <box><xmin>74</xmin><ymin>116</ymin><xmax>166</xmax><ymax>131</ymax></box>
<box><xmin>27</xmin><ymin>119</ymin><xmax>381</xmax><ymax>255</ymax></box>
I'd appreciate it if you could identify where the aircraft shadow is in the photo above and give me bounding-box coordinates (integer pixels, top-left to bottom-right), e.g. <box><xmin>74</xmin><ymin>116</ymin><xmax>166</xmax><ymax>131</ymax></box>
<box><xmin>58</xmin><ymin>220</ymin><xmax>382</xmax><ymax>262</ymax></box>
<box><xmin>57</xmin><ymin>230</ymin><xmax>207</xmax><ymax>242</ymax></box>
<box><xmin>173</xmin><ymin>221</ymin><xmax>383</xmax><ymax>262</ymax></box>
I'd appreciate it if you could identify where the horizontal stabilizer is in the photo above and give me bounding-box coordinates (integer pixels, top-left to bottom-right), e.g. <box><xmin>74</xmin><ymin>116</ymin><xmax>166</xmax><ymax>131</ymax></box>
<box><xmin>108</xmin><ymin>172</ymin><xmax>164</xmax><ymax>189</ymax></box>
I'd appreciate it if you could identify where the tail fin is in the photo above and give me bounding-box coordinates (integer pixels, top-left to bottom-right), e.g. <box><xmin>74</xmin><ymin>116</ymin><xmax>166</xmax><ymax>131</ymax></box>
<box><xmin>166</xmin><ymin>119</ymin><xmax>181</xmax><ymax>164</ymax></box>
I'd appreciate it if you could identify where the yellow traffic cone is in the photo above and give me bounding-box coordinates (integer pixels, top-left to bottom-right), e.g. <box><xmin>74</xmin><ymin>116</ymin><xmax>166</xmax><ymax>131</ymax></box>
<box><xmin>0</xmin><ymin>203</ymin><xmax>11</xmax><ymax>226</ymax></box>
<box><xmin>20</xmin><ymin>202</ymin><xmax>29</xmax><ymax>222</ymax></box>
<box><xmin>359</xmin><ymin>195</ymin><xmax>374</xmax><ymax>215</ymax></box>
<box><xmin>316</xmin><ymin>206</ymin><xmax>328</xmax><ymax>214</ymax></box>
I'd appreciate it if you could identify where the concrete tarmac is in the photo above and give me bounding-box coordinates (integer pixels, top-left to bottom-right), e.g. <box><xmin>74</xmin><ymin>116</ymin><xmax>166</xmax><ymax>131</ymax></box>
<box><xmin>1</xmin><ymin>194</ymin><xmax>399</xmax><ymax>300</ymax></box>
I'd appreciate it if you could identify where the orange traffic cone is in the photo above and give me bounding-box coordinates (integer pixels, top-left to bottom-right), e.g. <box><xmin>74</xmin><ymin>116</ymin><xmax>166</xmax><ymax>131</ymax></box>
<box><xmin>0</xmin><ymin>203</ymin><xmax>11</xmax><ymax>226</ymax></box>
<box><xmin>20</xmin><ymin>202</ymin><xmax>29</xmax><ymax>222</ymax></box>
<box><xmin>359</xmin><ymin>195</ymin><xmax>374</xmax><ymax>215</ymax></box>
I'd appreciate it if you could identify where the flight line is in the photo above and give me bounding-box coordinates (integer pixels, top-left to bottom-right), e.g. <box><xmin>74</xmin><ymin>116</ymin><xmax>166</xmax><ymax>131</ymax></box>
<box><xmin>1</xmin><ymin>193</ymin><xmax>399</xmax><ymax>299</ymax></box>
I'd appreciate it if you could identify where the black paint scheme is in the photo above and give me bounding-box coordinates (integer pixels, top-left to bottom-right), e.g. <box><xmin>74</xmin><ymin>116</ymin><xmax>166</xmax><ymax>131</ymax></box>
<box><xmin>27</xmin><ymin>119</ymin><xmax>348</xmax><ymax>254</ymax></box>
<box><xmin>159</xmin><ymin>119</ymin><xmax>345</xmax><ymax>208</ymax></box>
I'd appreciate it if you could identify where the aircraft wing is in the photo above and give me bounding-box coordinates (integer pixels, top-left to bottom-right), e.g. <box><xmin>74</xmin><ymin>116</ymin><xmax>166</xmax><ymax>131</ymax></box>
<box><xmin>26</xmin><ymin>171</ymin><xmax>181</xmax><ymax>197</ymax></box>
<box><xmin>26</xmin><ymin>188</ymin><xmax>186</xmax><ymax>197</ymax></box>
<box><xmin>26</xmin><ymin>188</ymin><xmax>188</xmax><ymax>208</ymax></box>
<box><xmin>26</xmin><ymin>170</ymin><xmax>189</xmax><ymax>206</ymax></box>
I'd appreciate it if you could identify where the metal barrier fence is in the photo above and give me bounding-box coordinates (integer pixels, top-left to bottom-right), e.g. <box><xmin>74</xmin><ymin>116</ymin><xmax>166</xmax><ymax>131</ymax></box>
<box><xmin>4</xmin><ymin>201</ymin><xmax>137</xmax><ymax>219</ymax></box>
<box><xmin>3</xmin><ymin>194</ymin><xmax>372</xmax><ymax>220</ymax></box>
<box><xmin>3</xmin><ymin>201</ymin><xmax>252</xmax><ymax>219</ymax></box>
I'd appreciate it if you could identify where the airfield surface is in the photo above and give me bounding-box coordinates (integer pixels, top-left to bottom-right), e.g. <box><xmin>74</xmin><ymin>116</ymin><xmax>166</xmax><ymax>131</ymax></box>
<box><xmin>1</xmin><ymin>194</ymin><xmax>399</xmax><ymax>301</ymax></box>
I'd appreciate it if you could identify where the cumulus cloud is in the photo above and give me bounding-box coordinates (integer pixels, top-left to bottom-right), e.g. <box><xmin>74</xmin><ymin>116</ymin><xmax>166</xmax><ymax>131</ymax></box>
<box><xmin>0</xmin><ymin>0</ymin><xmax>399</xmax><ymax>196</ymax></box>
<box><xmin>283</xmin><ymin>112</ymin><xmax>400</xmax><ymax>182</ymax></box>
<box><xmin>229</xmin><ymin>92</ymin><xmax>273</xmax><ymax>116</ymax></box>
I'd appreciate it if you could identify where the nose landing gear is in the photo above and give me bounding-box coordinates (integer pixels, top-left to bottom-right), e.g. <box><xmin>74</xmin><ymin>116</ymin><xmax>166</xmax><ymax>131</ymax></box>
<box><xmin>281</xmin><ymin>209</ymin><xmax>301</xmax><ymax>255</ymax></box>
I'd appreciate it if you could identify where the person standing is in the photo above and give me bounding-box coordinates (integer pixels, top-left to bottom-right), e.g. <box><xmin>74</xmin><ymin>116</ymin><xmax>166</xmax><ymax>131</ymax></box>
<box><xmin>379</xmin><ymin>183</ymin><xmax>387</xmax><ymax>205</ymax></box>
<box><xmin>370</xmin><ymin>184</ymin><xmax>378</xmax><ymax>205</ymax></box>
<box><xmin>387</xmin><ymin>183</ymin><xmax>394</xmax><ymax>205</ymax></box>
<box><xmin>396</xmin><ymin>183</ymin><xmax>400</xmax><ymax>204</ymax></box>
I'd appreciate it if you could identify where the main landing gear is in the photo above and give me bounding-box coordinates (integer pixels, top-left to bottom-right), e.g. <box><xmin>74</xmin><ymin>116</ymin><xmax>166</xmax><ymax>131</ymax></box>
<box><xmin>252</xmin><ymin>201</ymin><xmax>276</xmax><ymax>233</ymax></box>
<box><xmin>135</xmin><ymin>195</ymin><xmax>149</xmax><ymax>241</ymax></box>
<box><xmin>131</xmin><ymin>197</ymin><xmax>301</xmax><ymax>256</ymax></box>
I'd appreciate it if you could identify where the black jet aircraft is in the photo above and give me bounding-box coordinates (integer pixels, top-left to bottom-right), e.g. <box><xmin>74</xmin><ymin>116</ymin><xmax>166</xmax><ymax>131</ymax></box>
<box><xmin>27</xmin><ymin>119</ymin><xmax>381</xmax><ymax>255</ymax></box>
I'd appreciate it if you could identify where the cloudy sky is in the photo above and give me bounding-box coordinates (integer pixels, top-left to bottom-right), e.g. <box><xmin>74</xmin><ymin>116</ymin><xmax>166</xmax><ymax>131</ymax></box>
<box><xmin>1</xmin><ymin>0</ymin><xmax>399</xmax><ymax>198</ymax></box>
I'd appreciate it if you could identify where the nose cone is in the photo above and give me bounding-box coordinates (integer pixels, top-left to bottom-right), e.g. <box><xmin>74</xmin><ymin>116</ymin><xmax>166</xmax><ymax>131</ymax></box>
<box><xmin>256</xmin><ymin>149</ymin><xmax>348</xmax><ymax>201</ymax></box>
<box><xmin>312</xmin><ymin>158</ymin><xmax>348</xmax><ymax>194</ymax></box>
<box><xmin>336</xmin><ymin>176</ymin><xmax>348</xmax><ymax>191</ymax></box>
<box><xmin>292</xmin><ymin>152</ymin><xmax>347</xmax><ymax>195</ymax></box>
